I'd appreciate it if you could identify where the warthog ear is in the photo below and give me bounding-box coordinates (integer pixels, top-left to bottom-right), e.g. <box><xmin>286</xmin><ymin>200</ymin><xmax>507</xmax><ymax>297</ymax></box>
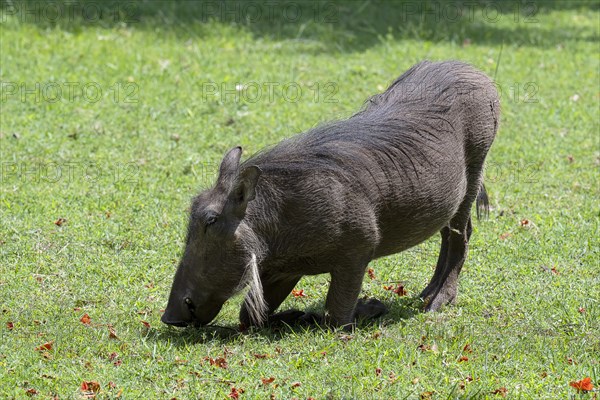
<box><xmin>218</xmin><ymin>146</ymin><xmax>242</xmax><ymax>185</ymax></box>
<box><xmin>228</xmin><ymin>165</ymin><xmax>262</xmax><ymax>216</ymax></box>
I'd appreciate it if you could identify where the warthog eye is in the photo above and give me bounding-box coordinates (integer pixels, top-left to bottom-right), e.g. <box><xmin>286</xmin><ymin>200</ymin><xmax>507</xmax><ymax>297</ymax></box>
<box><xmin>185</xmin><ymin>297</ymin><xmax>192</xmax><ymax>305</ymax></box>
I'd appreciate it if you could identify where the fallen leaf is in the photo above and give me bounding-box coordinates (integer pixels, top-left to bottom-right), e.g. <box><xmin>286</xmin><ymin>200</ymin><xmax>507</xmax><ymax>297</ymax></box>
<box><xmin>384</xmin><ymin>284</ymin><xmax>407</xmax><ymax>296</ymax></box>
<box><xmin>375</xmin><ymin>367</ymin><xmax>382</xmax><ymax>376</ymax></box>
<box><xmin>108</xmin><ymin>352</ymin><xmax>118</xmax><ymax>361</ymax></box>
<box><xmin>261</xmin><ymin>377</ymin><xmax>275</xmax><ymax>385</ymax></box>
<box><xmin>519</xmin><ymin>218</ymin><xmax>530</xmax><ymax>227</ymax></box>
<box><xmin>35</xmin><ymin>341</ymin><xmax>53</xmax><ymax>351</ymax></box>
<box><xmin>570</xmin><ymin>377</ymin><xmax>594</xmax><ymax>392</ymax></box>
<box><xmin>54</xmin><ymin>218</ymin><xmax>66</xmax><ymax>226</ymax></box>
<box><xmin>491</xmin><ymin>387</ymin><xmax>507</xmax><ymax>397</ymax></box>
<box><xmin>253</xmin><ymin>353</ymin><xmax>268</xmax><ymax>359</ymax></box>
<box><xmin>80</xmin><ymin>314</ymin><xmax>92</xmax><ymax>325</ymax></box>
<box><xmin>411</xmin><ymin>377</ymin><xmax>419</xmax><ymax>384</ymax></box>
<box><xmin>108</xmin><ymin>327</ymin><xmax>119</xmax><ymax>339</ymax></box>
<box><xmin>7</xmin><ymin>321</ymin><xmax>13</xmax><ymax>330</ymax></box>
<box><xmin>291</xmin><ymin>381</ymin><xmax>301</xmax><ymax>388</ymax></box>
<box><xmin>567</xmin><ymin>357</ymin><xmax>576</xmax><ymax>365</ymax></box>
<box><xmin>420</xmin><ymin>391</ymin><xmax>434</xmax><ymax>400</ymax></box>
<box><xmin>567</xmin><ymin>155</ymin><xmax>574</xmax><ymax>163</ymax></box>
<box><xmin>25</xmin><ymin>388</ymin><xmax>39</xmax><ymax>396</ymax></box>
<box><xmin>81</xmin><ymin>380</ymin><xmax>101</xmax><ymax>395</ymax></box>
<box><xmin>228</xmin><ymin>387</ymin><xmax>244</xmax><ymax>399</ymax></box>
<box><xmin>463</xmin><ymin>343</ymin><xmax>472</xmax><ymax>353</ymax></box>
<box><xmin>551</xmin><ymin>266</ymin><xmax>559</xmax><ymax>275</ymax></box>
<box><xmin>113</xmin><ymin>360</ymin><xmax>122</xmax><ymax>367</ymax></box>
<box><xmin>205</xmin><ymin>356</ymin><xmax>228</xmax><ymax>369</ymax></box>
<box><xmin>458</xmin><ymin>356</ymin><xmax>469</xmax><ymax>363</ymax></box>
<box><xmin>499</xmin><ymin>232</ymin><xmax>511</xmax><ymax>240</ymax></box>
<box><xmin>367</xmin><ymin>268</ymin><xmax>376</xmax><ymax>280</ymax></box>
<box><xmin>228</xmin><ymin>387</ymin><xmax>239</xmax><ymax>399</ymax></box>
<box><xmin>291</xmin><ymin>289</ymin><xmax>307</xmax><ymax>298</ymax></box>
<box><xmin>144</xmin><ymin>282</ymin><xmax>154</xmax><ymax>289</ymax></box>
<box><xmin>140</xmin><ymin>320</ymin><xmax>150</xmax><ymax>328</ymax></box>
<box><xmin>578</xmin><ymin>307</ymin><xmax>586</xmax><ymax>313</ymax></box>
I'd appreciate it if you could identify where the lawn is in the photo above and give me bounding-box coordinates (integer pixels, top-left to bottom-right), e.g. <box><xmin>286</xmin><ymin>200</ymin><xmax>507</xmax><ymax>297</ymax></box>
<box><xmin>1</xmin><ymin>0</ymin><xmax>598</xmax><ymax>398</ymax></box>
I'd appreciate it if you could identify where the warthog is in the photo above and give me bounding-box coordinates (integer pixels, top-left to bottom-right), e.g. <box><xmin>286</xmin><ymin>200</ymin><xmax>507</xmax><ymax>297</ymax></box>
<box><xmin>162</xmin><ymin>60</ymin><xmax>500</xmax><ymax>329</ymax></box>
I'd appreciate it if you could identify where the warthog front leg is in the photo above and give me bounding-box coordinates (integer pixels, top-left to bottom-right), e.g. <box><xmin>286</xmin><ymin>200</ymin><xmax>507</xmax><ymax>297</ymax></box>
<box><xmin>325</xmin><ymin>264</ymin><xmax>369</xmax><ymax>329</ymax></box>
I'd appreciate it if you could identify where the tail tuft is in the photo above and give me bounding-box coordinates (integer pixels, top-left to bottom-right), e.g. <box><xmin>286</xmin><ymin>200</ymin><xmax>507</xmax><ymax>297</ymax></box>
<box><xmin>476</xmin><ymin>184</ymin><xmax>490</xmax><ymax>220</ymax></box>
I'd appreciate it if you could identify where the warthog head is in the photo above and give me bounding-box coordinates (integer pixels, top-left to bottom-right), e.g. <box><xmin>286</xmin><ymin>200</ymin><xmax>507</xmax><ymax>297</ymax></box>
<box><xmin>161</xmin><ymin>147</ymin><xmax>264</xmax><ymax>327</ymax></box>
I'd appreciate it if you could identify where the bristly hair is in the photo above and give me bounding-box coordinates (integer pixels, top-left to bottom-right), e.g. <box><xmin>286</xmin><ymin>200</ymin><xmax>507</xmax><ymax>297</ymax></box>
<box><xmin>239</xmin><ymin>253</ymin><xmax>268</xmax><ymax>326</ymax></box>
<box><xmin>476</xmin><ymin>183</ymin><xmax>490</xmax><ymax>220</ymax></box>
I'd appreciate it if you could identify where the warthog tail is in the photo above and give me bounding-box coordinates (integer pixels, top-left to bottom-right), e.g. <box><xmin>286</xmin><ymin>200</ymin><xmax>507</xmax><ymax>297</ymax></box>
<box><xmin>476</xmin><ymin>183</ymin><xmax>490</xmax><ymax>220</ymax></box>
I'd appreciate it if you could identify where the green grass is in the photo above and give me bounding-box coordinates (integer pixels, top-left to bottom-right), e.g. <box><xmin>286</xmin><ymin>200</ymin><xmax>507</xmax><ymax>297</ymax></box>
<box><xmin>1</xmin><ymin>0</ymin><xmax>598</xmax><ymax>398</ymax></box>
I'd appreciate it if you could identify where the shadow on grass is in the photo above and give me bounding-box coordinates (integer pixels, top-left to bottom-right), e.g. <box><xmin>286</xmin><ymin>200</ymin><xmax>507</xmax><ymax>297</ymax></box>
<box><xmin>150</xmin><ymin>295</ymin><xmax>423</xmax><ymax>345</ymax></box>
<box><xmin>4</xmin><ymin>0</ymin><xmax>598</xmax><ymax>52</ymax></box>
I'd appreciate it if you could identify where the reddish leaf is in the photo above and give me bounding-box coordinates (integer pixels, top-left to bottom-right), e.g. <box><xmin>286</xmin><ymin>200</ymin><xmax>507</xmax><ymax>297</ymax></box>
<box><xmin>228</xmin><ymin>387</ymin><xmax>243</xmax><ymax>399</ymax></box>
<box><xmin>567</xmin><ymin>357</ymin><xmax>576</xmax><ymax>365</ymax></box>
<box><xmin>291</xmin><ymin>382</ymin><xmax>301</xmax><ymax>388</ymax></box>
<box><xmin>7</xmin><ymin>321</ymin><xmax>14</xmax><ymax>330</ymax></box>
<box><xmin>463</xmin><ymin>343</ymin><xmax>472</xmax><ymax>353</ymax></box>
<box><xmin>375</xmin><ymin>367</ymin><xmax>382</xmax><ymax>376</ymax></box>
<box><xmin>499</xmin><ymin>232</ymin><xmax>511</xmax><ymax>240</ymax></box>
<box><xmin>108</xmin><ymin>352</ymin><xmax>118</xmax><ymax>361</ymax></box>
<box><xmin>54</xmin><ymin>218</ymin><xmax>66</xmax><ymax>226</ymax></box>
<box><xmin>291</xmin><ymin>289</ymin><xmax>307</xmax><ymax>298</ymax></box>
<box><xmin>254</xmin><ymin>353</ymin><xmax>268</xmax><ymax>359</ymax></box>
<box><xmin>204</xmin><ymin>356</ymin><xmax>228</xmax><ymax>369</ymax></box>
<box><xmin>551</xmin><ymin>266</ymin><xmax>559</xmax><ymax>275</ymax></box>
<box><xmin>458</xmin><ymin>356</ymin><xmax>469</xmax><ymax>363</ymax></box>
<box><xmin>261</xmin><ymin>377</ymin><xmax>275</xmax><ymax>385</ymax></box>
<box><xmin>81</xmin><ymin>380</ymin><xmax>101</xmax><ymax>395</ymax></box>
<box><xmin>367</xmin><ymin>268</ymin><xmax>376</xmax><ymax>280</ymax></box>
<box><xmin>114</xmin><ymin>359</ymin><xmax>123</xmax><ymax>367</ymax></box>
<box><xmin>384</xmin><ymin>284</ymin><xmax>407</xmax><ymax>296</ymax></box>
<box><xmin>491</xmin><ymin>387</ymin><xmax>507</xmax><ymax>397</ymax></box>
<box><xmin>35</xmin><ymin>341</ymin><xmax>53</xmax><ymax>351</ymax></box>
<box><xmin>578</xmin><ymin>307</ymin><xmax>586</xmax><ymax>313</ymax></box>
<box><xmin>25</xmin><ymin>388</ymin><xmax>39</xmax><ymax>396</ymax></box>
<box><xmin>144</xmin><ymin>282</ymin><xmax>154</xmax><ymax>289</ymax></box>
<box><xmin>570</xmin><ymin>377</ymin><xmax>594</xmax><ymax>392</ymax></box>
<box><xmin>80</xmin><ymin>314</ymin><xmax>92</xmax><ymax>325</ymax></box>
<box><xmin>519</xmin><ymin>218</ymin><xmax>530</xmax><ymax>227</ymax></box>
<box><xmin>140</xmin><ymin>320</ymin><xmax>151</xmax><ymax>328</ymax></box>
